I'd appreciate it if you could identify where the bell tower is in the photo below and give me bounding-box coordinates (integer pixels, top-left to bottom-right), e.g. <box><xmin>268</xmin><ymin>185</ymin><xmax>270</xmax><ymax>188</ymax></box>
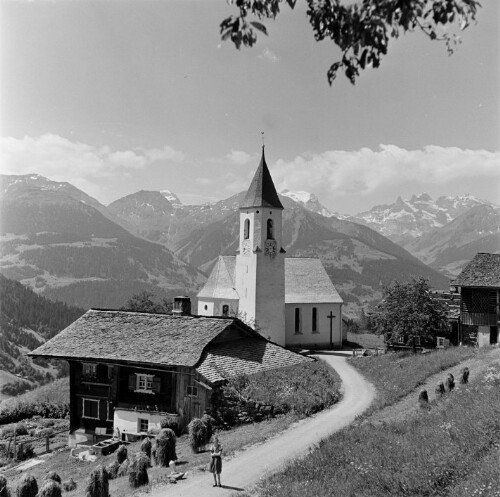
<box><xmin>235</xmin><ymin>147</ymin><xmax>286</xmax><ymax>345</ymax></box>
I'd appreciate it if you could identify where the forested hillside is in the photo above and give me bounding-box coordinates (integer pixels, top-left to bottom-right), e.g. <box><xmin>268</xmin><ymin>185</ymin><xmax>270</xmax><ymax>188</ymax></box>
<box><xmin>0</xmin><ymin>274</ymin><xmax>85</xmax><ymax>398</ymax></box>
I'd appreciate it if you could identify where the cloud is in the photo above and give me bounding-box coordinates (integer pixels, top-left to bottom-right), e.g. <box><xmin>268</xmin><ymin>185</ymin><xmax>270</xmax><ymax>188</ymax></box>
<box><xmin>258</xmin><ymin>48</ymin><xmax>279</xmax><ymax>63</ymax></box>
<box><xmin>272</xmin><ymin>145</ymin><xmax>500</xmax><ymax>199</ymax></box>
<box><xmin>226</xmin><ymin>150</ymin><xmax>252</xmax><ymax>165</ymax></box>
<box><xmin>0</xmin><ymin>133</ymin><xmax>184</xmax><ymax>183</ymax></box>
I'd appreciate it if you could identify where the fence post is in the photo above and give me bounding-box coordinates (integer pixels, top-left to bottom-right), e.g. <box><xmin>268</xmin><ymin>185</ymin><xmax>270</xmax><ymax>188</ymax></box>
<box><xmin>46</xmin><ymin>436</ymin><xmax>50</xmax><ymax>453</ymax></box>
<box><xmin>13</xmin><ymin>430</ymin><xmax>17</xmax><ymax>460</ymax></box>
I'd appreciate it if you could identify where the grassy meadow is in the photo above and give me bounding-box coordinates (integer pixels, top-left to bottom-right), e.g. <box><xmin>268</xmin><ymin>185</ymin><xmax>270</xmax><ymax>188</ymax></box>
<box><xmin>351</xmin><ymin>345</ymin><xmax>478</xmax><ymax>412</ymax></box>
<box><xmin>249</xmin><ymin>349</ymin><xmax>500</xmax><ymax>497</ymax></box>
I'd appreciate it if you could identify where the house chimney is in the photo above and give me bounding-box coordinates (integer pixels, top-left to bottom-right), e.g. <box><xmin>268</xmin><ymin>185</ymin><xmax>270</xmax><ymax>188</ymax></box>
<box><xmin>172</xmin><ymin>296</ymin><xmax>191</xmax><ymax>316</ymax></box>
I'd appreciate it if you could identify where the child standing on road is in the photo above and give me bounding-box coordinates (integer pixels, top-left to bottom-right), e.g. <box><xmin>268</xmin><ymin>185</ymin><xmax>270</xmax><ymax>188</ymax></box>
<box><xmin>209</xmin><ymin>435</ymin><xmax>223</xmax><ymax>487</ymax></box>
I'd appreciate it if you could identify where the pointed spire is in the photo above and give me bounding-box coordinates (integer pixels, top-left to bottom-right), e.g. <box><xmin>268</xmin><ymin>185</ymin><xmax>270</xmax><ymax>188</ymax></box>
<box><xmin>241</xmin><ymin>146</ymin><xmax>283</xmax><ymax>209</ymax></box>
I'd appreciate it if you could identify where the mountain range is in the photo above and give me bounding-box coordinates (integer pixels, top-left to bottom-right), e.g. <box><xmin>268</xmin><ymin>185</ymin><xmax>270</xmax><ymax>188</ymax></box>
<box><xmin>4</xmin><ymin>173</ymin><xmax>493</xmax><ymax>318</ymax></box>
<box><xmin>0</xmin><ymin>174</ymin><xmax>205</xmax><ymax>309</ymax></box>
<box><xmin>347</xmin><ymin>193</ymin><xmax>499</xmax><ymax>276</ymax></box>
<box><xmin>107</xmin><ymin>185</ymin><xmax>450</xmax><ymax>317</ymax></box>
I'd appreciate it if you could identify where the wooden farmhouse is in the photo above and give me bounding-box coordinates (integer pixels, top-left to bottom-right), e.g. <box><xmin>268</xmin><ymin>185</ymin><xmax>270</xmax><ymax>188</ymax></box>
<box><xmin>30</xmin><ymin>304</ymin><xmax>309</xmax><ymax>444</ymax></box>
<box><xmin>452</xmin><ymin>252</ymin><xmax>500</xmax><ymax>347</ymax></box>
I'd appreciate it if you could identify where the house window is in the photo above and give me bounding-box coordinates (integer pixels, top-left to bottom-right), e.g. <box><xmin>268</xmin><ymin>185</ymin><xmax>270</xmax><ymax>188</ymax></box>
<box><xmin>397</xmin><ymin>336</ymin><xmax>404</xmax><ymax>344</ymax></box>
<box><xmin>138</xmin><ymin>419</ymin><xmax>148</xmax><ymax>433</ymax></box>
<box><xmin>267</xmin><ymin>219</ymin><xmax>274</xmax><ymax>239</ymax></box>
<box><xmin>186</xmin><ymin>383</ymin><xmax>198</xmax><ymax>397</ymax></box>
<box><xmin>82</xmin><ymin>398</ymin><xmax>100</xmax><ymax>420</ymax></box>
<box><xmin>312</xmin><ymin>307</ymin><xmax>318</xmax><ymax>333</ymax></box>
<box><xmin>135</xmin><ymin>373</ymin><xmax>154</xmax><ymax>393</ymax></box>
<box><xmin>222</xmin><ymin>305</ymin><xmax>229</xmax><ymax>317</ymax></box>
<box><xmin>294</xmin><ymin>308</ymin><xmax>302</xmax><ymax>334</ymax></box>
<box><xmin>82</xmin><ymin>363</ymin><xmax>97</xmax><ymax>380</ymax></box>
<box><xmin>244</xmin><ymin>219</ymin><xmax>250</xmax><ymax>239</ymax></box>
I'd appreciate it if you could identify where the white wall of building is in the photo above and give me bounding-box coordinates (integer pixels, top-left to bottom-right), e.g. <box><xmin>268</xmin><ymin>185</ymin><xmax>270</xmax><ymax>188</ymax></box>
<box><xmin>114</xmin><ymin>409</ymin><xmax>180</xmax><ymax>436</ymax></box>
<box><xmin>477</xmin><ymin>325</ymin><xmax>491</xmax><ymax>347</ymax></box>
<box><xmin>197</xmin><ymin>298</ymin><xmax>239</xmax><ymax>317</ymax></box>
<box><xmin>285</xmin><ymin>303</ymin><xmax>343</xmax><ymax>347</ymax></box>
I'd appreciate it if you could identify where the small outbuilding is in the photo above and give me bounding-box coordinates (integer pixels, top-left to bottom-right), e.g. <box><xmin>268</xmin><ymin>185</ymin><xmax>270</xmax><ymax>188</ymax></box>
<box><xmin>452</xmin><ymin>252</ymin><xmax>500</xmax><ymax>347</ymax></box>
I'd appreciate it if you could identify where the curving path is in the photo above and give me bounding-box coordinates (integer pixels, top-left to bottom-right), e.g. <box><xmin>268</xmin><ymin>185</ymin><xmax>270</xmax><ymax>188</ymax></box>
<box><xmin>151</xmin><ymin>351</ymin><xmax>375</xmax><ymax>497</ymax></box>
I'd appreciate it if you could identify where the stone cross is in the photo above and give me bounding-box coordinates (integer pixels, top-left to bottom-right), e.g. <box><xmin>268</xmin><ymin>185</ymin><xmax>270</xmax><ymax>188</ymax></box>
<box><xmin>327</xmin><ymin>311</ymin><xmax>336</xmax><ymax>348</ymax></box>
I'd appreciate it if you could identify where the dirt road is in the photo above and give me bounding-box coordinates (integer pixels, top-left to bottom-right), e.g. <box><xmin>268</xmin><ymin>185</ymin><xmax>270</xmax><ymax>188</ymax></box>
<box><xmin>150</xmin><ymin>351</ymin><xmax>375</xmax><ymax>497</ymax></box>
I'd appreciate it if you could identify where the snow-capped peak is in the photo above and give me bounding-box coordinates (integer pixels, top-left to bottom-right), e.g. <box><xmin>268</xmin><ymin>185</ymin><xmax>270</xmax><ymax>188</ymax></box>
<box><xmin>160</xmin><ymin>189</ymin><xmax>182</xmax><ymax>208</ymax></box>
<box><xmin>281</xmin><ymin>189</ymin><xmax>316</xmax><ymax>204</ymax></box>
<box><xmin>280</xmin><ymin>189</ymin><xmax>343</xmax><ymax>218</ymax></box>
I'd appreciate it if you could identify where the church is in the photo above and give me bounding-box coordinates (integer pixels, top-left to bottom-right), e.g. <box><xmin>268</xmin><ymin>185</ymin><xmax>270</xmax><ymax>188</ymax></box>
<box><xmin>197</xmin><ymin>147</ymin><xmax>344</xmax><ymax>348</ymax></box>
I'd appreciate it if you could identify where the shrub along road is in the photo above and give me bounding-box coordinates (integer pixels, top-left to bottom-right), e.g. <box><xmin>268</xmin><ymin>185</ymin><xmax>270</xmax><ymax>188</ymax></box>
<box><xmin>151</xmin><ymin>352</ymin><xmax>375</xmax><ymax>497</ymax></box>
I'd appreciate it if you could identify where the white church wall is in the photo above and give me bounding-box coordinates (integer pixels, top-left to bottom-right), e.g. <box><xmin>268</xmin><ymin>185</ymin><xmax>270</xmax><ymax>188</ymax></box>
<box><xmin>197</xmin><ymin>299</ymin><xmax>239</xmax><ymax>317</ymax></box>
<box><xmin>285</xmin><ymin>303</ymin><xmax>342</xmax><ymax>347</ymax></box>
<box><xmin>197</xmin><ymin>300</ymin><xmax>214</xmax><ymax>316</ymax></box>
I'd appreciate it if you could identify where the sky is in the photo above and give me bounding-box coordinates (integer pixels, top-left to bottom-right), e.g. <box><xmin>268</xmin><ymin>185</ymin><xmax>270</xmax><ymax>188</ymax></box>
<box><xmin>0</xmin><ymin>0</ymin><xmax>499</xmax><ymax>214</ymax></box>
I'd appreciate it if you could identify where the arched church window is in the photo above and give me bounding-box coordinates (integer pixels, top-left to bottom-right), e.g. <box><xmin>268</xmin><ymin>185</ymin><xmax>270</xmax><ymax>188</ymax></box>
<box><xmin>222</xmin><ymin>305</ymin><xmax>229</xmax><ymax>317</ymax></box>
<box><xmin>267</xmin><ymin>219</ymin><xmax>274</xmax><ymax>240</ymax></box>
<box><xmin>244</xmin><ymin>219</ymin><xmax>250</xmax><ymax>240</ymax></box>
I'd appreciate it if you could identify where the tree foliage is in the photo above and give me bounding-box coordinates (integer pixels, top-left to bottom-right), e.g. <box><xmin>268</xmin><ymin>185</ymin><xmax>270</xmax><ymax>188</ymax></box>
<box><xmin>373</xmin><ymin>277</ymin><xmax>448</xmax><ymax>345</ymax></box>
<box><xmin>221</xmin><ymin>0</ymin><xmax>480</xmax><ymax>84</ymax></box>
<box><xmin>121</xmin><ymin>291</ymin><xmax>172</xmax><ymax>314</ymax></box>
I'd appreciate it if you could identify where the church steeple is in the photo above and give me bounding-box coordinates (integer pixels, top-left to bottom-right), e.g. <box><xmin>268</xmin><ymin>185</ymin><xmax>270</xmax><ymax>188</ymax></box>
<box><xmin>241</xmin><ymin>147</ymin><xmax>283</xmax><ymax>209</ymax></box>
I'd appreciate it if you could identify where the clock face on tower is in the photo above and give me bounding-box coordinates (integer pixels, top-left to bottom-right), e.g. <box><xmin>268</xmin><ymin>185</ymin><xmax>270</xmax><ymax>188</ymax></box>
<box><xmin>242</xmin><ymin>240</ymin><xmax>251</xmax><ymax>256</ymax></box>
<box><xmin>264</xmin><ymin>239</ymin><xmax>277</xmax><ymax>258</ymax></box>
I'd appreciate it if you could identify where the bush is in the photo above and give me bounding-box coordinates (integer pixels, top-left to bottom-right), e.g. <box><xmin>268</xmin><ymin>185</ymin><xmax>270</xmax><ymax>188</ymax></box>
<box><xmin>116</xmin><ymin>445</ymin><xmax>127</xmax><ymax>464</ymax></box>
<box><xmin>86</xmin><ymin>466</ymin><xmax>109</xmax><ymax>497</ymax></box>
<box><xmin>37</xmin><ymin>481</ymin><xmax>61</xmax><ymax>497</ymax></box>
<box><xmin>34</xmin><ymin>428</ymin><xmax>53</xmax><ymax>438</ymax></box>
<box><xmin>0</xmin><ymin>402</ymin><xmax>69</xmax><ymax>425</ymax></box>
<box><xmin>128</xmin><ymin>453</ymin><xmax>149</xmax><ymax>488</ymax></box>
<box><xmin>0</xmin><ymin>427</ymin><xmax>14</xmax><ymax>440</ymax></box>
<box><xmin>61</xmin><ymin>479</ymin><xmax>77</xmax><ymax>492</ymax></box>
<box><xmin>16</xmin><ymin>475</ymin><xmax>38</xmax><ymax>497</ymax></box>
<box><xmin>43</xmin><ymin>472</ymin><xmax>61</xmax><ymax>484</ymax></box>
<box><xmin>188</xmin><ymin>418</ymin><xmax>207</xmax><ymax>453</ymax></box>
<box><xmin>155</xmin><ymin>428</ymin><xmax>177</xmax><ymax>466</ymax></box>
<box><xmin>140</xmin><ymin>438</ymin><xmax>152</xmax><ymax>461</ymax></box>
<box><xmin>0</xmin><ymin>475</ymin><xmax>11</xmax><ymax>497</ymax></box>
<box><xmin>16</xmin><ymin>443</ymin><xmax>35</xmax><ymax>462</ymax></box>
<box><xmin>14</xmin><ymin>423</ymin><xmax>28</xmax><ymax>436</ymax></box>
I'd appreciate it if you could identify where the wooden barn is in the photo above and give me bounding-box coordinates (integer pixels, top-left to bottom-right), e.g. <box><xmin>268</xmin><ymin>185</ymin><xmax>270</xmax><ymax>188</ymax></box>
<box><xmin>29</xmin><ymin>304</ymin><xmax>309</xmax><ymax>444</ymax></box>
<box><xmin>452</xmin><ymin>252</ymin><xmax>500</xmax><ymax>347</ymax></box>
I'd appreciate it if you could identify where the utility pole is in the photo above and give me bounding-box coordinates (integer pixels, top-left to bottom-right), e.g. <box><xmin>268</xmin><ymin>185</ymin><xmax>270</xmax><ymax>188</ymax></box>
<box><xmin>327</xmin><ymin>311</ymin><xmax>336</xmax><ymax>349</ymax></box>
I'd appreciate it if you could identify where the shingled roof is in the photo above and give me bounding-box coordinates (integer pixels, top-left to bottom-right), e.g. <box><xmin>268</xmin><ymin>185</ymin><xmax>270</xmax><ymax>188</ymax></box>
<box><xmin>452</xmin><ymin>253</ymin><xmax>500</xmax><ymax>288</ymax></box>
<box><xmin>197</xmin><ymin>256</ymin><xmax>239</xmax><ymax>300</ymax></box>
<box><xmin>285</xmin><ymin>258</ymin><xmax>343</xmax><ymax>304</ymax></box>
<box><xmin>29</xmin><ymin>310</ymin><xmax>242</xmax><ymax>368</ymax></box>
<box><xmin>196</xmin><ymin>338</ymin><xmax>312</xmax><ymax>384</ymax></box>
<box><xmin>30</xmin><ymin>309</ymin><xmax>311</xmax><ymax>385</ymax></box>
<box><xmin>241</xmin><ymin>147</ymin><xmax>283</xmax><ymax>209</ymax></box>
